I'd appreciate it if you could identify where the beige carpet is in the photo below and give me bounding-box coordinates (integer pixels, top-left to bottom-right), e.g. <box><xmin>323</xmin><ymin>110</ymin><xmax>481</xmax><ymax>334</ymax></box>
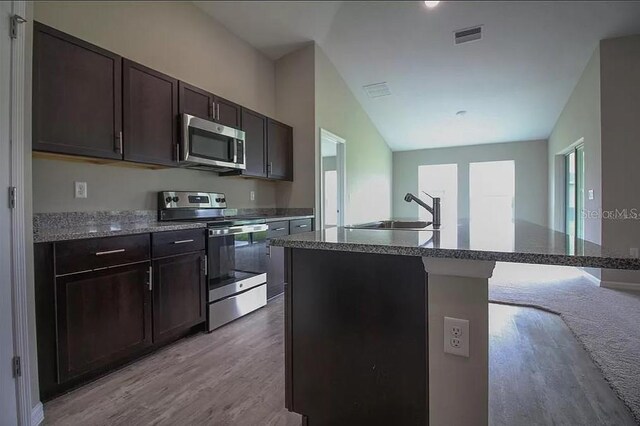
<box><xmin>489</xmin><ymin>263</ymin><xmax>640</xmax><ymax>424</ymax></box>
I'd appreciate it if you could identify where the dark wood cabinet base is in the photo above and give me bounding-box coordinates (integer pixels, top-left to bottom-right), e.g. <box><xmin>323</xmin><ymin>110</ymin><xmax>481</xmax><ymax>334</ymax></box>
<box><xmin>284</xmin><ymin>248</ymin><xmax>428</xmax><ymax>425</ymax></box>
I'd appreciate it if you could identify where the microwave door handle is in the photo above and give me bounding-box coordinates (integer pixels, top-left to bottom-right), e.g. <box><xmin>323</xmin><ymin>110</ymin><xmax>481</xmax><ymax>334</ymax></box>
<box><xmin>233</xmin><ymin>139</ymin><xmax>238</xmax><ymax>164</ymax></box>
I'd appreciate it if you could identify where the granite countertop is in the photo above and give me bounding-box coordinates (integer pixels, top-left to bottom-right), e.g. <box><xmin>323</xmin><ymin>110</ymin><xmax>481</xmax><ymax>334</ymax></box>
<box><xmin>33</xmin><ymin>209</ymin><xmax>315</xmax><ymax>243</ymax></box>
<box><xmin>269</xmin><ymin>219</ymin><xmax>640</xmax><ymax>270</ymax></box>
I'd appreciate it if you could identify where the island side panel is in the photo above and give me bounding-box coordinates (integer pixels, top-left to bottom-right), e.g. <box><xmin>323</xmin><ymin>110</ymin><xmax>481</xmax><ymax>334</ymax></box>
<box><xmin>285</xmin><ymin>248</ymin><xmax>428</xmax><ymax>425</ymax></box>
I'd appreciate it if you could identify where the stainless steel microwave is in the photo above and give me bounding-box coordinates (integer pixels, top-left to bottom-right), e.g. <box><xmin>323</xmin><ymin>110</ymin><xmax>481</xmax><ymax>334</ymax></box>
<box><xmin>180</xmin><ymin>113</ymin><xmax>246</xmax><ymax>171</ymax></box>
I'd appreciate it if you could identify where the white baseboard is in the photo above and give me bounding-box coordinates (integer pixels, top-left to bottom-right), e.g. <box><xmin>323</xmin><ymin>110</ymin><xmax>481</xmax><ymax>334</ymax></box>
<box><xmin>601</xmin><ymin>280</ymin><xmax>640</xmax><ymax>291</ymax></box>
<box><xmin>31</xmin><ymin>402</ymin><xmax>44</xmax><ymax>426</ymax></box>
<box><xmin>580</xmin><ymin>270</ymin><xmax>601</xmax><ymax>286</ymax></box>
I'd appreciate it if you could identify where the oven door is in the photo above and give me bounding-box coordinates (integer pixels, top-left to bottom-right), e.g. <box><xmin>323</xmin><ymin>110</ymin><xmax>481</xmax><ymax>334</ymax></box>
<box><xmin>181</xmin><ymin>114</ymin><xmax>246</xmax><ymax>170</ymax></box>
<box><xmin>207</xmin><ymin>224</ymin><xmax>268</xmax><ymax>302</ymax></box>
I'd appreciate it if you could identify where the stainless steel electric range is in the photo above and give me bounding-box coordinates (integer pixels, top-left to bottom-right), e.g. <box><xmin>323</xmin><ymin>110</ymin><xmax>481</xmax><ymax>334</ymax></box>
<box><xmin>158</xmin><ymin>191</ymin><xmax>268</xmax><ymax>331</ymax></box>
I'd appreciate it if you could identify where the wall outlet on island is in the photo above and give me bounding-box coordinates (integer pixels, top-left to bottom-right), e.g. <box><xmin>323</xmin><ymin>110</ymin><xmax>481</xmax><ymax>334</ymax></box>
<box><xmin>444</xmin><ymin>316</ymin><xmax>469</xmax><ymax>357</ymax></box>
<box><xmin>74</xmin><ymin>181</ymin><xmax>87</xmax><ymax>199</ymax></box>
<box><xmin>250</xmin><ymin>191</ymin><xmax>255</xmax><ymax>201</ymax></box>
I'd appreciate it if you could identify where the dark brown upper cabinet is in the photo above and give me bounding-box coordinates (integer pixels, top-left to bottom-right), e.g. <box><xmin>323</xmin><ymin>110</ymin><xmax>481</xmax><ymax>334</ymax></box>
<box><xmin>33</xmin><ymin>22</ymin><xmax>123</xmax><ymax>160</ymax></box>
<box><xmin>239</xmin><ymin>108</ymin><xmax>268</xmax><ymax>178</ymax></box>
<box><xmin>267</xmin><ymin>119</ymin><xmax>294</xmax><ymax>181</ymax></box>
<box><xmin>178</xmin><ymin>81</ymin><xmax>240</xmax><ymax>128</ymax></box>
<box><xmin>123</xmin><ymin>59</ymin><xmax>179</xmax><ymax>166</ymax></box>
<box><xmin>178</xmin><ymin>81</ymin><xmax>214</xmax><ymax>121</ymax></box>
<box><xmin>214</xmin><ymin>97</ymin><xmax>241</xmax><ymax>128</ymax></box>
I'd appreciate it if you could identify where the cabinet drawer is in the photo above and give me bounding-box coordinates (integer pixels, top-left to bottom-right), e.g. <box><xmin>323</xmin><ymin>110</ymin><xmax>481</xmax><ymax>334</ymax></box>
<box><xmin>268</xmin><ymin>221</ymin><xmax>290</xmax><ymax>239</ymax></box>
<box><xmin>56</xmin><ymin>234</ymin><xmax>150</xmax><ymax>276</ymax></box>
<box><xmin>290</xmin><ymin>219</ymin><xmax>313</xmax><ymax>234</ymax></box>
<box><xmin>152</xmin><ymin>229</ymin><xmax>205</xmax><ymax>258</ymax></box>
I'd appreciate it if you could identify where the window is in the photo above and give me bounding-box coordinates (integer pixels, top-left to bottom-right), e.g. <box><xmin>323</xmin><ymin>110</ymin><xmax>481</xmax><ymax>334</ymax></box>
<box><xmin>418</xmin><ymin>164</ymin><xmax>458</xmax><ymax>228</ymax></box>
<box><xmin>469</xmin><ymin>160</ymin><xmax>515</xmax><ymax>251</ymax></box>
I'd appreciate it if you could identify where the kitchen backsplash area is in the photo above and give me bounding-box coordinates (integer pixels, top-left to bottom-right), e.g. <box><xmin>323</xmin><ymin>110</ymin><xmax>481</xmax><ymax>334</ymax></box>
<box><xmin>32</xmin><ymin>157</ymin><xmax>287</xmax><ymax>213</ymax></box>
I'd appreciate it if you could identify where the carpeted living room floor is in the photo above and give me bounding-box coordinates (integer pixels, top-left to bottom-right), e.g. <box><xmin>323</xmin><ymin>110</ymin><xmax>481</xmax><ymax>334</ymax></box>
<box><xmin>490</xmin><ymin>263</ymin><xmax>640</xmax><ymax>423</ymax></box>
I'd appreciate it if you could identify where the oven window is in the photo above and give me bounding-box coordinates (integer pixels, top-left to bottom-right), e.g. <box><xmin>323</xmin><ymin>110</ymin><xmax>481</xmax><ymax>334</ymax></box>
<box><xmin>189</xmin><ymin>127</ymin><xmax>233</xmax><ymax>162</ymax></box>
<box><xmin>235</xmin><ymin>230</ymin><xmax>267</xmax><ymax>274</ymax></box>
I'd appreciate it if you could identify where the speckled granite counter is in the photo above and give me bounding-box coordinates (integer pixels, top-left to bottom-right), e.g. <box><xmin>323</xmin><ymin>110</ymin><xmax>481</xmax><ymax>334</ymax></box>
<box><xmin>33</xmin><ymin>209</ymin><xmax>314</xmax><ymax>243</ymax></box>
<box><xmin>33</xmin><ymin>211</ymin><xmax>207</xmax><ymax>243</ymax></box>
<box><xmin>269</xmin><ymin>220</ymin><xmax>640</xmax><ymax>270</ymax></box>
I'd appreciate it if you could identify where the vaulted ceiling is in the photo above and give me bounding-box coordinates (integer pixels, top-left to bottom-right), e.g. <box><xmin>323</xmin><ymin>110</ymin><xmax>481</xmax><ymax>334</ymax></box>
<box><xmin>195</xmin><ymin>1</ymin><xmax>640</xmax><ymax>151</ymax></box>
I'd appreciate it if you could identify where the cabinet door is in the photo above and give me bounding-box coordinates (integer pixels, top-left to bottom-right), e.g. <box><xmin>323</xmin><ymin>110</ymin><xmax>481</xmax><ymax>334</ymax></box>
<box><xmin>267</xmin><ymin>119</ymin><xmax>293</xmax><ymax>181</ymax></box>
<box><xmin>267</xmin><ymin>245</ymin><xmax>286</xmax><ymax>300</ymax></box>
<box><xmin>178</xmin><ymin>81</ymin><xmax>214</xmax><ymax>120</ymax></box>
<box><xmin>241</xmin><ymin>108</ymin><xmax>267</xmax><ymax>177</ymax></box>
<box><xmin>152</xmin><ymin>252</ymin><xmax>206</xmax><ymax>343</ymax></box>
<box><xmin>56</xmin><ymin>263</ymin><xmax>152</xmax><ymax>382</ymax></box>
<box><xmin>214</xmin><ymin>96</ymin><xmax>241</xmax><ymax>128</ymax></box>
<box><xmin>123</xmin><ymin>59</ymin><xmax>178</xmax><ymax>166</ymax></box>
<box><xmin>33</xmin><ymin>22</ymin><xmax>122</xmax><ymax>159</ymax></box>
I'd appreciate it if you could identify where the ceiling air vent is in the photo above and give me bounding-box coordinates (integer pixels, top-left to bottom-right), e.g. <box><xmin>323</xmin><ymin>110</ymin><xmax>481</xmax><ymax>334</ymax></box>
<box><xmin>363</xmin><ymin>82</ymin><xmax>391</xmax><ymax>99</ymax></box>
<box><xmin>454</xmin><ymin>26</ymin><xmax>482</xmax><ymax>45</ymax></box>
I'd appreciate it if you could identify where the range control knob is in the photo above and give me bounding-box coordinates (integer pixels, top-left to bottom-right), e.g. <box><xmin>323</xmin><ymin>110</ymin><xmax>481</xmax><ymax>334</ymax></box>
<box><xmin>172</xmin><ymin>196</ymin><xmax>180</xmax><ymax>203</ymax></box>
<box><xmin>215</xmin><ymin>198</ymin><xmax>222</xmax><ymax>202</ymax></box>
<box><xmin>221</xmin><ymin>198</ymin><xmax>226</xmax><ymax>203</ymax></box>
<box><xmin>165</xmin><ymin>197</ymin><xmax>172</xmax><ymax>203</ymax></box>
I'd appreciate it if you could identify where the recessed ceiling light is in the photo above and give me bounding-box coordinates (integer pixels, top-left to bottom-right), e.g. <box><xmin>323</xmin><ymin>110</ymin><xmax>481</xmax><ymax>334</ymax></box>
<box><xmin>424</xmin><ymin>1</ymin><xmax>440</xmax><ymax>8</ymax></box>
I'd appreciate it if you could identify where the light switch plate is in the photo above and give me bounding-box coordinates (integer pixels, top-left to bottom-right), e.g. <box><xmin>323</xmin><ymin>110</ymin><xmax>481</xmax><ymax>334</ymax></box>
<box><xmin>588</xmin><ymin>189</ymin><xmax>594</xmax><ymax>200</ymax></box>
<box><xmin>444</xmin><ymin>316</ymin><xmax>469</xmax><ymax>357</ymax></box>
<box><xmin>74</xmin><ymin>182</ymin><xmax>87</xmax><ymax>199</ymax></box>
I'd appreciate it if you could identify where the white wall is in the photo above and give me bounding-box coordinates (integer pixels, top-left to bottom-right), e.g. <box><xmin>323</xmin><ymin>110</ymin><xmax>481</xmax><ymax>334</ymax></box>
<box><xmin>274</xmin><ymin>44</ymin><xmax>316</xmax><ymax>209</ymax></box>
<box><xmin>548</xmin><ymin>48</ymin><xmax>602</xmax><ymax>244</ymax></box>
<box><xmin>393</xmin><ymin>140</ymin><xmax>548</xmax><ymax>225</ymax></box>
<box><xmin>32</xmin><ymin>1</ymin><xmax>280</xmax><ymax>213</ymax></box>
<box><xmin>315</xmin><ymin>46</ymin><xmax>393</xmax><ymax>224</ymax></box>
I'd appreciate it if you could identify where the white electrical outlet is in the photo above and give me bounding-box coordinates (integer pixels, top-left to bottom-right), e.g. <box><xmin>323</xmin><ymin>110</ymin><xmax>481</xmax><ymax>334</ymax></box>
<box><xmin>74</xmin><ymin>182</ymin><xmax>87</xmax><ymax>199</ymax></box>
<box><xmin>588</xmin><ymin>189</ymin><xmax>594</xmax><ymax>200</ymax></box>
<box><xmin>250</xmin><ymin>191</ymin><xmax>255</xmax><ymax>201</ymax></box>
<box><xmin>444</xmin><ymin>317</ymin><xmax>469</xmax><ymax>357</ymax></box>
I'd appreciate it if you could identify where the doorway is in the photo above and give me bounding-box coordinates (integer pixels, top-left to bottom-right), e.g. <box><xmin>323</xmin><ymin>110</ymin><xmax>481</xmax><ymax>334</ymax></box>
<box><xmin>319</xmin><ymin>129</ymin><xmax>346</xmax><ymax>228</ymax></box>
<box><xmin>565</xmin><ymin>143</ymin><xmax>585</xmax><ymax>253</ymax></box>
<box><xmin>1</xmin><ymin>1</ymin><xmax>19</xmax><ymax>423</ymax></box>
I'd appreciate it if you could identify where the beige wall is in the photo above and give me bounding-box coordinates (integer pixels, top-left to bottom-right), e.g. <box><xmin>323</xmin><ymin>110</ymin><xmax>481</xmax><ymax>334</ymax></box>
<box><xmin>315</xmin><ymin>46</ymin><xmax>393</xmax><ymax>224</ymax></box>
<box><xmin>600</xmin><ymin>35</ymin><xmax>640</xmax><ymax>285</ymax></box>
<box><xmin>274</xmin><ymin>44</ymin><xmax>316</xmax><ymax>209</ymax></box>
<box><xmin>393</xmin><ymin>140</ymin><xmax>548</xmax><ymax>226</ymax></box>
<box><xmin>548</xmin><ymin>48</ymin><xmax>602</xmax><ymax>244</ymax></box>
<box><xmin>32</xmin><ymin>1</ymin><xmax>280</xmax><ymax>213</ymax></box>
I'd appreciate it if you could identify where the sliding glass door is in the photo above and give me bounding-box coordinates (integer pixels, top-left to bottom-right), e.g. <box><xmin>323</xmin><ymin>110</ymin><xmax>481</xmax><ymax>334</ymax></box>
<box><xmin>565</xmin><ymin>144</ymin><xmax>584</xmax><ymax>252</ymax></box>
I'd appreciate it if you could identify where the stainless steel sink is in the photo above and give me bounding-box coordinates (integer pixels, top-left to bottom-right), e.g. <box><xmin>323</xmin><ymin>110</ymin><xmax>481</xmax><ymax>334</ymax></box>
<box><xmin>346</xmin><ymin>220</ymin><xmax>436</xmax><ymax>231</ymax></box>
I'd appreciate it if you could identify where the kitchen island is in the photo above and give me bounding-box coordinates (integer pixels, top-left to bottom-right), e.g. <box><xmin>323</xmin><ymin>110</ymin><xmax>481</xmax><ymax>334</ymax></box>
<box><xmin>269</xmin><ymin>220</ymin><xmax>640</xmax><ymax>426</ymax></box>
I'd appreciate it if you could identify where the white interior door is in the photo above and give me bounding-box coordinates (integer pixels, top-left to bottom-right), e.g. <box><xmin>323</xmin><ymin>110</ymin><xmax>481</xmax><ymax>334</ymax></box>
<box><xmin>320</xmin><ymin>129</ymin><xmax>346</xmax><ymax>228</ymax></box>
<box><xmin>0</xmin><ymin>1</ymin><xmax>19</xmax><ymax>424</ymax></box>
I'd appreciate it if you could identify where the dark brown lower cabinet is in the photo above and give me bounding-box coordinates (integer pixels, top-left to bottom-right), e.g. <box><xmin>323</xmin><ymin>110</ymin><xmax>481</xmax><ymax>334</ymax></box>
<box><xmin>152</xmin><ymin>252</ymin><xmax>206</xmax><ymax>343</ymax></box>
<box><xmin>56</xmin><ymin>263</ymin><xmax>152</xmax><ymax>382</ymax></box>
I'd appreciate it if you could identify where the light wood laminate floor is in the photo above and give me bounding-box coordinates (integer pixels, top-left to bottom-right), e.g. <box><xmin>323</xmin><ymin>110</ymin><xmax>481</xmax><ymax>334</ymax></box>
<box><xmin>44</xmin><ymin>297</ymin><xmax>636</xmax><ymax>425</ymax></box>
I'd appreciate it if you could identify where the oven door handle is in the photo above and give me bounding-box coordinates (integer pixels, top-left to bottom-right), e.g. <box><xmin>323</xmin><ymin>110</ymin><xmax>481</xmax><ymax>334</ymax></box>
<box><xmin>209</xmin><ymin>224</ymin><xmax>268</xmax><ymax>237</ymax></box>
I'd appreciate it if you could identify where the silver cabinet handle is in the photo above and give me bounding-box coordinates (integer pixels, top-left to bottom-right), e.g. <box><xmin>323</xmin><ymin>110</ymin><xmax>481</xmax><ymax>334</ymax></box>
<box><xmin>272</xmin><ymin>227</ymin><xmax>286</xmax><ymax>231</ymax></box>
<box><xmin>203</xmin><ymin>255</ymin><xmax>208</xmax><ymax>276</ymax></box>
<box><xmin>172</xmin><ymin>239</ymin><xmax>194</xmax><ymax>244</ymax></box>
<box><xmin>95</xmin><ymin>249</ymin><xmax>125</xmax><ymax>256</ymax></box>
<box><xmin>216</xmin><ymin>103</ymin><xmax>220</xmax><ymax>121</ymax></box>
<box><xmin>175</xmin><ymin>143</ymin><xmax>180</xmax><ymax>162</ymax></box>
<box><xmin>297</xmin><ymin>224</ymin><xmax>308</xmax><ymax>228</ymax></box>
<box><xmin>147</xmin><ymin>265</ymin><xmax>153</xmax><ymax>291</ymax></box>
<box><xmin>115</xmin><ymin>131</ymin><xmax>123</xmax><ymax>154</ymax></box>
<box><xmin>209</xmin><ymin>102</ymin><xmax>214</xmax><ymax>118</ymax></box>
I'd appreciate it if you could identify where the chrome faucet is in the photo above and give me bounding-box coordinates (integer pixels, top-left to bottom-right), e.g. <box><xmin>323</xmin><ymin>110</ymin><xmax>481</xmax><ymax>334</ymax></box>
<box><xmin>404</xmin><ymin>192</ymin><xmax>441</xmax><ymax>229</ymax></box>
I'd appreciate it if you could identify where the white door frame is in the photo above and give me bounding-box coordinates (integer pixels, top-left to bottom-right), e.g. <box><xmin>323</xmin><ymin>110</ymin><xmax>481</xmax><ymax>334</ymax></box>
<box><xmin>318</xmin><ymin>128</ymin><xmax>346</xmax><ymax>228</ymax></box>
<box><xmin>5</xmin><ymin>1</ymin><xmax>39</xmax><ymax>424</ymax></box>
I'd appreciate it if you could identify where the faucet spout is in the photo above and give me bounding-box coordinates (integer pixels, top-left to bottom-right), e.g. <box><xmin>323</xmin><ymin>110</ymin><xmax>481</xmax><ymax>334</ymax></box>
<box><xmin>404</xmin><ymin>193</ymin><xmax>441</xmax><ymax>229</ymax></box>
